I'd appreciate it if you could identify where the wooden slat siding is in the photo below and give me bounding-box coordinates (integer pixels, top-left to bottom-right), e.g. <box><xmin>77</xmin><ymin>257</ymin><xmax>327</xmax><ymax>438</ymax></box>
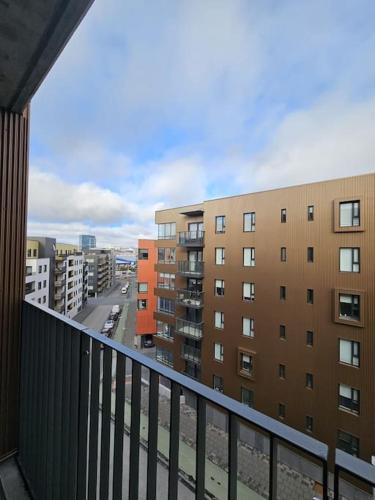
<box><xmin>0</xmin><ymin>108</ymin><xmax>29</xmax><ymax>460</ymax></box>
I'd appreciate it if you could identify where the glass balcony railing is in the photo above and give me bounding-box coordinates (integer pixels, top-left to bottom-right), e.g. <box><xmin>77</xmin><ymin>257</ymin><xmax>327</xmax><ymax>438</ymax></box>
<box><xmin>18</xmin><ymin>301</ymin><xmax>375</xmax><ymax>500</ymax></box>
<box><xmin>177</xmin><ymin>260</ymin><xmax>204</xmax><ymax>276</ymax></box>
<box><xmin>178</xmin><ymin>230</ymin><xmax>205</xmax><ymax>247</ymax></box>
<box><xmin>176</xmin><ymin>289</ymin><xmax>204</xmax><ymax>308</ymax></box>
<box><xmin>181</xmin><ymin>344</ymin><xmax>201</xmax><ymax>364</ymax></box>
<box><xmin>176</xmin><ymin>317</ymin><xmax>204</xmax><ymax>339</ymax></box>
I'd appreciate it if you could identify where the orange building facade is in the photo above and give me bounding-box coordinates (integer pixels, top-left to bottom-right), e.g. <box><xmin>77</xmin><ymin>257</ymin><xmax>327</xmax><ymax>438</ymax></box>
<box><xmin>136</xmin><ymin>239</ymin><xmax>157</xmax><ymax>346</ymax></box>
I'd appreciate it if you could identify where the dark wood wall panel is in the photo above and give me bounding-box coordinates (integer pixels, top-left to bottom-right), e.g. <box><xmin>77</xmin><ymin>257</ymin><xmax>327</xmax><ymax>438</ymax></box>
<box><xmin>0</xmin><ymin>108</ymin><xmax>29</xmax><ymax>460</ymax></box>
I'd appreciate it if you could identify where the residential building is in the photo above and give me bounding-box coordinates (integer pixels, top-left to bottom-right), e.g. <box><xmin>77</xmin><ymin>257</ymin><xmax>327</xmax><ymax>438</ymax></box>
<box><xmin>136</xmin><ymin>239</ymin><xmax>157</xmax><ymax>347</ymax></box>
<box><xmin>55</xmin><ymin>243</ymin><xmax>85</xmax><ymax>318</ymax></box>
<box><xmin>27</xmin><ymin>236</ymin><xmax>56</xmax><ymax>308</ymax></box>
<box><xmin>79</xmin><ymin>233</ymin><xmax>96</xmax><ymax>251</ymax></box>
<box><xmin>84</xmin><ymin>248</ymin><xmax>115</xmax><ymax>296</ymax></box>
<box><xmin>154</xmin><ymin>174</ymin><xmax>375</xmax><ymax>464</ymax></box>
<box><xmin>25</xmin><ymin>239</ymin><xmax>50</xmax><ymax>306</ymax></box>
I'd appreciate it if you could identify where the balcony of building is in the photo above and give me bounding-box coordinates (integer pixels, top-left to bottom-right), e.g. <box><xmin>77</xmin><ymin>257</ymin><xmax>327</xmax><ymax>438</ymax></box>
<box><xmin>181</xmin><ymin>344</ymin><xmax>201</xmax><ymax>364</ymax></box>
<box><xmin>54</xmin><ymin>290</ymin><xmax>65</xmax><ymax>301</ymax></box>
<box><xmin>177</xmin><ymin>230</ymin><xmax>205</xmax><ymax>247</ymax></box>
<box><xmin>25</xmin><ymin>282</ymin><xmax>35</xmax><ymax>296</ymax></box>
<box><xmin>176</xmin><ymin>289</ymin><xmax>204</xmax><ymax>309</ymax></box>
<box><xmin>177</xmin><ymin>260</ymin><xmax>204</xmax><ymax>278</ymax></box>
<box><xmin>176</xmin><ymin>317</ymin><xmax>204</xmax><ymax>340</ymax></box>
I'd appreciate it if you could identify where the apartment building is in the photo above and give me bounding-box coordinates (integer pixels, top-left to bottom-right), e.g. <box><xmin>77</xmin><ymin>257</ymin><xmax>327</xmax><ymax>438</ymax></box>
<box><xmin>79</xmin><ymin>234</ymin><xmax>96</xmax><ymax>251</ymax></box>
<box><xmin>136</xmin><ymin>240</ymin><xmax>157</xmax><ymax>347</ymax></box>
<box><xmin>55</xmin><ymin>243</ymin><xmax>85</xmax><ymax>318</ymax></box>
<box><xmin>84</xmin><ymin>248</ymin><xmax>115</xmax><ymax>296</ymax></box>
<box><xmin>25</xmin><ymin>239</ymin><xmax>50</xmax><ymax>306</ymax></box>
<box><xmin>154</xmin><ymin>173</ymin><xmax>375</xmax><ymax>463</ymax></box>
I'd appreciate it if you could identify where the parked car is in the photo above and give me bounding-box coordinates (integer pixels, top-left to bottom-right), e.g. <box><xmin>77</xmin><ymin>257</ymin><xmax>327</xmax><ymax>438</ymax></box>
<box><xmin>112</xmin><ymin>305</ymin><xmax>120</xmax><ymax>314</ymax></box>
<box><xmin>104</xmin><ymin>320</ymin><xmax>114</xmax><ymax>330</ymax></box>
<box><xmin>121</xmin><ymin>286</ymin><xmax>128</xmax><ymax>294</ymax></box>
<box><xmin>109</xmin><ymin>312</ymin><xmax>118</xmax><ymax>321</ymax></box>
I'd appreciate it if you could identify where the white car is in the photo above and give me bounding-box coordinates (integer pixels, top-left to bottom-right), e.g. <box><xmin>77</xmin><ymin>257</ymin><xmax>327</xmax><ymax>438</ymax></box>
<box><xmin>104</xmin><ymin>320</ymin><xmax>114</xmax><ymax>330</ymax></box>
<box><xmin>121</xmin><ymin>285</ymin><xmax>129</xmax><ymax>294</ymax></box>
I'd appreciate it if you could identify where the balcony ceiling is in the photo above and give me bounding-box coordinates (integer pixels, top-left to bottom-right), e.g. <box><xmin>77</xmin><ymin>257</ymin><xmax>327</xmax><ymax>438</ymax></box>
<box><xmin>0</xmin><ymin>0</ymin><xmax>94</xmax><ymax>113</ymax></box>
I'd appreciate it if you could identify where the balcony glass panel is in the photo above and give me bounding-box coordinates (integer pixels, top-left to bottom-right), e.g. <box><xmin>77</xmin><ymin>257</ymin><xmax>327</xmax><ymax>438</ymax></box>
<box><xmin>178</xmin><ymin>231</ymin><xmax>205</xmax><ymax>246</ymax></box>
<box><xmin>177</xmin><ymin>260</ymin><xmax>204</xmax><ymax>276</ymax></box>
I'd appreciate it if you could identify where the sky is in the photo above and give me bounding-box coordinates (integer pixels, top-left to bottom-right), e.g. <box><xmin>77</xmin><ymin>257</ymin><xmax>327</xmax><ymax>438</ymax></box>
<box><xmin>28</xmin><ymin>0</ymin><xmax>375</xmax><ymax>247</ymax></box>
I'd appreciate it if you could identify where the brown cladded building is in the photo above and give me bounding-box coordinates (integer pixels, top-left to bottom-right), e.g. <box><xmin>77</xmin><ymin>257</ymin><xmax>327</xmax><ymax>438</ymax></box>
<box><xmin>154</xmin><ymin>173</ymin><xmax>375</xmax><ymax>463</ymax></box>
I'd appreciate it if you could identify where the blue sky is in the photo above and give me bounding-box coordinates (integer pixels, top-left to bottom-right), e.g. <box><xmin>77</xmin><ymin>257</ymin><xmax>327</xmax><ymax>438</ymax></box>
<box><xmin>28</xmin><ymin>0</ymin><xmax>375</xmax><ymax>246</ymax></box>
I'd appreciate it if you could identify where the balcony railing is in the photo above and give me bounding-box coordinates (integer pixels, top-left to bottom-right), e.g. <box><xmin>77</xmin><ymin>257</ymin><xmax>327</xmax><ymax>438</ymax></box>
<box><xmin>18</xmin><ymin>301</ymin><xmax>375</xmax><ymax>500</ymax></box>
<box><xmin>178</xmin><ymin>230</ymin><xmax>205</xmax><ymax>247</ymax></box>
<box><xmin>181</xmin><ymin>344</ymin><xmax>201</xmax><ymax>364</ymax></box>
<box><xmin>177</xmin><ymin>260</ymin><xmax>204</xmax><ymax>277</ymax></box>
<box><xmin>176</xmin><ymin>289</ymin><xmax>204</xmax><ymax>308</ymax></box>
<box><xmin>176</xmin><ymin>317</ymin><xmax>204</xmax><ymax>339</ymax></box>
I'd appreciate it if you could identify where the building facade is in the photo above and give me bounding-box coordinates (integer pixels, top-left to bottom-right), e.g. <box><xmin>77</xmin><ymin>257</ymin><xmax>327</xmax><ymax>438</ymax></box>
<box><xmin>79</xmin><ymin>234</ymin><xmax>96</xmax><ymax>251</ymax></box>
<box><xmin>25</xmin><ymin>239</ymin><xmax>50</xmax><ymax>306</ymax></box>
<box><xmin>136</xmin><ymin>240</ymin><xmax>157</xmax><ymax>347</ymax></box>
<box><xmin>55</xmin><ymin>243</ymin><xmax>85</xmax><ymax>318</ymax></box>
<box><xmin>84</xmin><ymin>248</ymin><xmax>115</xmax><ymax>296</ymax></box>
<box><xmin>154</xmin><ymin>174</ymin><xmax>375</xmax><ymax>463</ymax></box>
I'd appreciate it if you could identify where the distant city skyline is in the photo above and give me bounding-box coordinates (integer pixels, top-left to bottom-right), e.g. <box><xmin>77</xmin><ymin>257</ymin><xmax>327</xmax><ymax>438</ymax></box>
<box><xmin>27</xmin><ymin>0</ymin><xmax>375</xmax><ymax>246</ymax></box>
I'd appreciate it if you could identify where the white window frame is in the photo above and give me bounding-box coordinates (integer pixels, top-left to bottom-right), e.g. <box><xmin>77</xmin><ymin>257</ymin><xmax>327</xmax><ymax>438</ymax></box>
<box><xmin>214</xmin><ymin>311</ymin><xmax>224</xmax><ymax>329</ymax></box>
<box><xmin>215</xmin><ymin>279</ymin><xmax>225</xmax><ymax>296</ymax></box>
<box><xmin>339</xmin><ymin>339</ymin><xmax>360</xmax><ymax>367</ymax></box>
<box><xmin>214</xmin><ymin>342</ymin><xmax>224</xmax><ymax>362</ymax></box>
<box><xmin>243</xmin><ymin>282</ymin><xmax>255</xmax><ymax>301</ymax></box>
<box><xmin>340</xmin><ymin>248</ymin><xmax>360</xmax><ymax>273</ymax></box>
<box><xmin>215</xmin><ymin>248</ymin><xmax>225</xmax><ymax>265</ymax></box>
<box><xmin>242</xmin><ymin>317</ymin><xmax>254</xmax><ymax>337</ymax></box>
<box><xmin>243</xmin><ymin>247</ymin><xmax>255</xmax><ymax>267</ymax></box>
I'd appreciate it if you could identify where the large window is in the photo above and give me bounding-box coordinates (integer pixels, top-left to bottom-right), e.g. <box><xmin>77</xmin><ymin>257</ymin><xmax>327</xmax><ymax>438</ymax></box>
<box><xmin>337</xmin><ymin>430</ymin><xmax>359</xmax><ymax>457</ymax></box>
<box><xmin>213</xmin><ymin>375</ymin><xmax>224</xmax><ymax>393</ymax></box>
<box><xmin>158</xmin><ymin>222</ymin><xmax>176</xmax><ymax>240</ymax></box>
<box><xmin>241</xmin><ymin>388</ymin><xmax>254</xmax><ymax>408</ymax></box>
<box><xmin>243</xmin><ymin>212</ymin><xmax>256</xmax><ymax>232</ymax></box>
<box><xmin>339</xmin><ymin>339</ymin><xmax>360</xmax><ymax>367</ymax></box>
<box><xmin>339</xmin><ymin>384</ymin><xmax>360</xmax><ymax>415</ymax></box>
<box><xmin>157</xmin><ymin>297</ymin><xmax>175</xmax><ymax>315</ymax></box>
<box><xmin>214</xmin><ymin>311</ymin><xmax>224</xmax><ymax>329</ymax></box>
<box><xmin>215</xmin><ymin>279</ymin><xmax>225</xmax><ymax>296</ymax></box>
<box><xmin>243</xmin><ymin>282</ymin><xmax>255</xmax><ymax>301</ymax></box>
<box><xmin>156</xmin><ymin>347</ymin><xmax>173</xmax><ymax>367</ymax></box>
<box><xmin>215</xmin><ymin>215</ymin><xmax>226</xmax><ymax>233</ymax></box>
<box><xmin>138</xmin><ymin>282</ymin><xmax>148</xmax><ymax>293</ymax></box>
<box><xmin>240</xmin><ymin>353</ymin><xmax>253</xmax><ymax>376</ymax></box>
<box><xmin>138</xmin><ymin>248</ymin><xmax>148</xmax><ymax>260</ymax></box>
<box><xmin>158</xmin><ymin>247</ymin><xmax>176</xmax><ymax>264</ymax></box>
<box><xmin>242</xmin><ymin>317</ymin><xmax>254</xmax><ymax>337</ymax></box>
<box><xmin>215</xmin><ymin>248</ymin><xmax>225</xmax><ymax>265</ymax></box>
<box><xmin>340</xmin><ymin>248</ymin><xmax>360</xmax><ymax>273</ymax></box>
<box><xmin>339</xmin><ymin>294</ymin><xmax>360</xmax><ymax>321</ymax></box>
<box><xmin>157</xmin><ymin>273</ymin><xmax>175</xmax><ymax>289</ymax></box>
<box><xmin>243</xmin><ymin>247</ymin><xmax>255</xmax><ymax>267</ymax></box>
<box><xmin>340</xmin><ymin>201</ymin><xmax>360</xmax><ymax>227</ymax></box>
<box><xmin>214</xmin><ymin>343</ymin><xmax>224</xmax><ymax>362</ymax></box>
<box><xmin>156</xmin><ymin>321</ymin><xmax>174</xmax><ymax>340</ymax></box>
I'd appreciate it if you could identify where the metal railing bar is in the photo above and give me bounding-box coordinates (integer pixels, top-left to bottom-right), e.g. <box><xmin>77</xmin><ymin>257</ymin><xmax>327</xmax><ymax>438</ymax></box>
<box><xmin>45</xmin><ymin>315</ymin><xmax>57</xmax><ymax>499</ymax></box>
<box><xmin>52</xmin><ymin>314</ymin><xmax>64</xmax><ymax>500</ymax></box>
<box><xmin>147</xmin><ymin>370</ymin><xmax>159</xmax><ymax>500</ymax></box>
<box><xmin>88</xmin><ymin>340</ymin><xmax>101</xmax><ymax>499</ymax></box>
<box><xmin>129</xmin><ymin>361</ymin><xmax>142</xmax><ymax>499</ymax></box>
<box><xmin>60</xmin><ymin>322</ymin><xmax>72</xmax><ymax>500</ymax></box>
<box><xmin>269</xmin><ymin>435</ymin><xmax>278</xmax><ymax>500</ymax></box>
<box><xmin>68</xmin><ymin>327</ymin><xmax>81</xmax><ymax>498</ymax></box>
<box><xmin>113</xmin><ymin>352</ymin><xmax>126</xmax><ymax>500</ymax></box>
<box><xmin>195</xmin><ymin>397</ymin><xmax>206</xmax><ymax>499</ymax></box>
<box><xmin>168</xmin><ymin>381</ymin><xmax>181</xmax><ymax>500</ymax></box>
<box><xmin>334</xmin><ymin>449</ymin><xmax>375</xmax><ymax>488</ymax></box>
<box><xmin>228</xmin><ymin>413</ymin><xmax>238</xmax><ymax>500</ymax></box>
<box><xmin>99</xmin><ymin>346</ymin><xmax>112</xmax><ymax>499</ymax></box>
<box><xmin>77</xmin><ymin>334</ymin><xmax>90</xmax><ymax>500</ymax></box>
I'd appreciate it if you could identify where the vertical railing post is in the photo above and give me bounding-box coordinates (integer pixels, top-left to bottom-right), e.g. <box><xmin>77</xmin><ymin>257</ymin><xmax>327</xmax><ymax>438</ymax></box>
<box><xmin>168</xmin><ymin>382</ymin><xmax>181</xmax><ymax>500</ymax></box>
<box><xmin>77</xmin><ymin>334</ymin><xmax>90</xmax><ymax>500</ymax></box>
<box><xmin>196</xmin><ymin>397</ymin><xmax>206</xmax><ymax>499</ymax></box>
<box><xmin>228</xmin><ymin>413</ymin><xmax>238</xmax><ymax>500</ymax></box>
<box><xmin>322</xmin><ymin>458</ymin><xmax>329</xmax><ymax>500</ymax></box>
<box><xmin>333</xmin><ymin>464</ymin><xmax>339</xmax><ymax>500</ymax></box>
<box><xmin>269</xmin><ymin>435</ymin><xmax>278</xmax><ymax>500</ymax></box>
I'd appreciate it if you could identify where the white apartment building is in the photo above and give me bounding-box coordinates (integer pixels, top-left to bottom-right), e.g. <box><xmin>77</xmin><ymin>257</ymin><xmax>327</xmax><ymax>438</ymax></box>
<box><xmin>25</xmin><ymin>240</ymin><xmax>50</xmax><ymax>306</ymax></box>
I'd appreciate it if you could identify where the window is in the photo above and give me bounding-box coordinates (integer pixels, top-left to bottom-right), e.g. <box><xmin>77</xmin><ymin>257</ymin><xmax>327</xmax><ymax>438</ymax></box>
<box><xmin>339</xmin><ymin>294</ymin><xmax>360</xmax><ymax>321</ymax></box>
<box><xmin>243</xmin><ymin>247</ymin><xmax>255</xmax><ymax>267</ymax></box>
<box><xmin>157</xmin><ymin>273</ymin><xmax>175</xmax><ymax>289</ymax></box>
<box><xmin>138</xmin><ymin>248</ymin><xmax>148</xmax><ymax>260</ymax></box>
<box><xmin>307</xmin><ymin>205</ymin><xmax>314</xmax><ymax>221</ymax></box>
<box><xmin>38</xmin><ymin>282</ymin><xmax>42</xmax><ymax>290</ymax></box>
<box><xmin>43</xmin><ymin>296</ymin><xmax>46</xmax><ymax>304</ymax></box>
<box><xmin>137</xmin><ymin>300</ymin><xmax>148</xmax><ymax>311</ymax></box>
<box><xmin>278</xmin><ymin>403</ymin><xmax>286</xmax><ymax>419</ymax></box>
<box><xmin>38</xmin><ymin>298</ymin><xmax>41</xmax><ymax>304</ymax></box>
<box><xmin>243</xmin><ymin>212</ymin><xmax>255</xmax><ymax>232</ymax></box>
<box><xmin>340</xmin><ymin>201</ymin><xmax>360</xmax><ymax>227</ymax></box>
<box><xmin>213</xmin><ymin>375</ymin><xmax>224</xmax><ymax>393</ymax></box>
<box><xmin>306</xmin><ymin>373</ymin><xmax>314</xmax><ymax>389</ymax></box>
<box><xmin>138</xmin><ymin>282</ymin><xmax>148</xmax><ymax>293</ymax></box>
<box><xmin>215</xmin><ymin>215</ymin><xmax>226</xmax><ymax>233</ymax></box>
<box><xmin>38</xmin><ymin>265</ymin><xmax>42</xmax><ymax>273</ymax></box>
<box><xmin>242</xmin><ymin>317</ymin><xmax>254</xmax><ymax>337</ymax></box>
<box><xmin>156</xmin><ymin>321</ymin><xmax>174</xmax><ymax>340</ymax></box>
<box><xmin>307</xmin><ymin>247</ymin><xmax>314</xmax><ymax>262</ymax></box>
<box><xmin>157</xmin><ymin>297</ymin><xmax>175</xmax><ymax>314</ymax></box>
<box><xmin>306</xmin><ymin>416</ymin><xmax>313</xmax><ymax>432</ymax></box>
<box><xmin>214</xmin><ymin>311</ymin><xmax>224</xmax><ymax>329</ymax></box>
<box><xmin>339</xmin><ymin>384</ymin><xmax>360</xmax><ymax>415</ymax></box>
<box><xmin>33</xmin><ymin>249</ymin><xmax>37</xmax><ymax>257</ymax></box>
<box><xmin>43</xmin><ymin>280</ymin><xmax>47</xmax><ymax>288</ymax></box>
<box><xmin>339</xmin><ymin>339</ymin><xmax>360</xmax><ymax>367</ymax></box>
<box><xmin>243</xmin><ymin>282</ymin><xmax>255</xmax><ymax>301</ymax></box>
<box><xmin>240</xmin><ymin>353</ymin><xmax>253</xmax><ymax>376</ymax></box>
<box><xmin>158</xmin><ymin>247</ymin><xmax>176</xmax><ymax>264</ymax></box>
<box><xmin>306</xmin><ymin>330</ymin><xmax>314</xmax><ymax>347</ymax></box>
<box><xmin>279</xmin><ymin>364</ymin><xmax>286</xmax><ymax>379</ymax></box>
<box><xmin>280</xmin><ymin>247</ymin><xmax>287</xmax><ymax>262</ymax></box>
<box><xmin>337</xmin><ymin>430</ymin><xmax>359</xmax><ymax>457</ymax></box>
<box><xmin>279</xmin><ymin>325</ymin><xmax>286</xmax><ymax>339</ymax></box>
<box><xmin>215</xmin><ymin>279</ymin><xmax>225</xmax><ymax>296</ymax></box>
<box><xmin>43</xmin><ymin>264</ymin><xmax>47</xmax><ymax>272</ymax></box>
<box><xmin>157</xmin><ymin>222</ymin><xmax>176</xmax><ymax>240</ymax></box>
<box><xmin>156</xmin><ymin>347</ymin><xmax>173</xmax><ymax>367</ymax></box>
<box><xmin>307</xmin><ymin>289</ymin><xmax>314</xmax><ymax>304</ymax></box>
<box><xmin>27</xmin><ymin>249</ymin><xmax>31</xmax><ymax>257</ymax></box>
<box><xmin>214</xmin><ymin>343</ymin><xmax>224</xmax><ymax>362</ymax></box>
<box><xmin>280</xmin><ymin>286</ymin><xmax>286</xmax><ymax>300</ymax></box>
<box><xmin>215</xmin><ymin>248</ymin><xmax>225</xmax><ymax>265</ymax></box>
<box><xmin>340</xmin><ymin>248</ymin><xmax>360</xmax><ymax>273</ymax></box>
<box><xmin>241</xmin><ymin>388</ymin><xmax>254</xmax><ymax>408</ymax></box>
<box><xmin>280</xmin><ymin>208</ymin><xmax>287</xmax><ymax>223</ymax></box>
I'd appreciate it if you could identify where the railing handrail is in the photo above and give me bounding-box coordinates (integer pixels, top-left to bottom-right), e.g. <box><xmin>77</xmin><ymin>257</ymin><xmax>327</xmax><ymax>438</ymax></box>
<box><xmin>24</xmin><ymin>298</ymin><xmax>328</xmax><ymax>463</ymax></box>
<box><xmin>176</xmin><ymin>317</ymin><xmax>204</xmax><ymax>327</ymax></box>
<box><xmin>335</xmin><ymin>449</ymin><xmax>375</xmax><ymax>486</ymax></box>
<box><xmin>178</xmin><ymin>230</ymin><xmax>205</xmax><ymax>236</ymax></box>
<box><xmin>177</xmin><ymin>288</ymin><xmax>204</xmax><ymax>296</ymax></box>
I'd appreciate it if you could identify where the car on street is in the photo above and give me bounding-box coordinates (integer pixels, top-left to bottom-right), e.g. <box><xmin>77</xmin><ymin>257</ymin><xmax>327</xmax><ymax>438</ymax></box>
<box><xmin>104</xmin><ymin>320</ymin><xmax>115</xmax><ymax>330</ymax></box>
<box><xmin>121</xmin><ymin>285</ymin><xmax>129</xmax><ymax>294</ymax></box>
